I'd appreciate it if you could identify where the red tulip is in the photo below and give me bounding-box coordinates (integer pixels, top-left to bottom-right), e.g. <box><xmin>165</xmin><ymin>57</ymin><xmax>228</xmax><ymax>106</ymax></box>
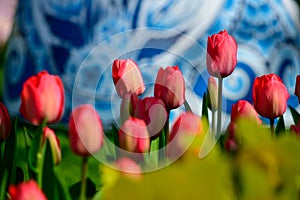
<box><xmin>112</xmin><ymin>59</ymin><xmax>145</xmax><ymax>98</ymax></box>
<box><xmin>8</xmin><ymin>180</ymin><xmax>47</xmax><ymax>200</ymax></box>
<box><xmin>252</xmin><ymin>74</ymin><xmax>290</xmax><ymax>119</ymax></box>
<box><xmin>69</xmin><ymin>104</ymin><xmax>104</xmax><ymax>157</ymax></box>
<box><xmin>294</xmin><ymin>75</ymin><xmax>300</xmax><ymax>103</ymax></box>
<box><xmin>168</xmin><ymin>112</ymin><xmax>202</xmax><ymax>158</ymax></box>
<box><xmin>20</xmin><ymin>71</ymin><xmax>64</xmax><ymax>125</ymax></box>
<box><xmin>133</xmin><ymin>97</ymin><xmax>167</xmax><ymax>138</ymax></box>
<box><xmin>0</xmin><ymin>102</ymin><xmax>10</xmax><ymax>142</ymax></box>
<box><xmin>43</xmin><ymin>127</ymin><xmax>61</xmax><ymax>165</ymax></box>
<box><xmin>206</xmin><ymin>30</ymin><xmax>237</xmax><ymax>78</ymax></box>
<box><xmin>118</xmin><ymin>116</ymin><xmax>150</xmax><ymax>153</ymax></box>
<box><xmin>154</xmin><ymin>66</ymin><xmax>185</xmax><ymax>110</ymax></box>
<box><xmin>231</xmin><ymin>100</ymin><xmax>262</xmax><ymax>124</ymax></box>
<box><xmin>290</xmin><ymin>120</ymin><xmax>300</xmax><ymax>136</ymax></box>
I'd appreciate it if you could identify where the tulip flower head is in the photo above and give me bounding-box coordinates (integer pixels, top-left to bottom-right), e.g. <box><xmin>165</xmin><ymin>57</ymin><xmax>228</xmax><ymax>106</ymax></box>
<box><xmin>206</xmin><ymin>30</ymin><xmax>237</xmax><ymax>78</ymax></box>
<box><xmin>133</xmin><ymin>97</ymin><xmax>167</xmax><ymax>138</ymax></box>
<box><xmin>252</xmin><ymin>74</ymin><xmax>290</xmax><ymax>119</ymax></box>
<box><xmin>20</xmin><ymin>70</ymin><xmax>65</xmax><ymax>125</ymax></box>
<box><xmin>207</xmin><ymin>77</ymin><xmax>218</xmax><ymax>110</ymax></box>
<box><xmin>0</xmin><ymin>102</ymin><xmax>10</xmax><ymax>142</ymax></box>
<box><xmin>112</xmin><ymin>59</ymin><xmax>145</xmax><ymax>98</ymax></box>
<box><xmin>69</xmin><ymin>104</ymin><xmax>104</xmax><ymax>157</ymax></box>
<box><xmin>154</xmin><ymin>66</ymin><xmax>185</xmax><ymax>110</ymax></box>
<box><xmin>118</xmin><ymin>116</ymin><xmax>150</xmax><ymax>153</ymax></box>
<box><xmin>115</xmin><ymin>157</ymin><xmax>142</xmax><ymax>179</ymax></box>
<box><xmin>43</xmin><ymin>127</ymin><xmax>61</xmax><ymax>165</ymax></box>
<box><xmin>231</xmin><ymin>100</ymin><xmax>262</xmax><ymax>124</ymax></box>
<box><xmin>295</xmin><ymin>75</ymin><xmax>300</xmax><ymax>103</ymax></box>
<box><xmin>9</xmin><ymin>180</ymin><xmax>47</xmax><ymax>200</ymax></box>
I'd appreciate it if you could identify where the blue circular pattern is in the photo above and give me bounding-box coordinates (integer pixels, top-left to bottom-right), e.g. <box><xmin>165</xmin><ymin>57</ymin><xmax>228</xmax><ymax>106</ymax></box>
<box><xmin>4</xmin><ymin>0</ymin><xmax>300</xmax><ymax>126</ymax></box>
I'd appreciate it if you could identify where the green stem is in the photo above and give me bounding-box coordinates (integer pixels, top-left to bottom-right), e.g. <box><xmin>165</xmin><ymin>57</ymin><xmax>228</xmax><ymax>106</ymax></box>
<box><xmin>216</xmin><ymin>77</ymin><xmax>223</xmax><ymax>138</ymax></box>
<box><xmin>211</xmin><ymin>109</ymin><xmax>216</xmax><ymax>136</ymax></box>
<box><xmin>36</xmin><ymin>119</ymin><xmax>48</xmax><ymax>188</ymax></box>
<box><xmin>159</xmin><ymin>111</ymin><xmax>170</xmax><ymax>164</ymax></box>
<box><xmin>80</xmin><ymin>157</ymin><xmax>88</xmax><ymax>200</ymax></box>
<box><xmin>270</xmin><ymin>118</ymin><xmax>275</xmax><ymax>139</ymax></box>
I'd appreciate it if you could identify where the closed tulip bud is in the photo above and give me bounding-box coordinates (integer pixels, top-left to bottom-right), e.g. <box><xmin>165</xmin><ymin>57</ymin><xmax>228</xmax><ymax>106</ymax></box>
<box><xmin>252</xmin><ymin>74</ymin><xmax>290</xmax><ymax>119</ymax></box>
<box><xmin>207</xmin><ymin>77</ymin><xmax>218</xmax><ymax>110</ymax></box>
<box><xmin>20</xmin><ymin>71</ymin><xmax>65</xmax><ymax>125</ymax></box>
<box><xmin>0</xmin><ymin>102</ymin><xmax>10</xmax><ymax>142</ymax></box>
<box><xmin>9</xmin><ymin>180</ymin><xmax>47</xmax><ymax>200</ymax></box>
<box><xmin>206</xmin><ymin>30</ymin><xmax>237</xmax><ymax>78</ymax></box>
<box><xmin>168</xmin><ymin>112</ymin><xmax>202</xmax><ymax>159</ymax></box>
<box><xmin>294</xmin><ymin>75</ymin><xmax>300</xmax><ymax>103</ymax></box>
<box><xmin>69</xmin><ymin>104</ymin><xmax>104</xmax><ymax>157</ymax></box>
<box><xmin>118</xmin><ymin>117</ymin><xmax>150</xmax><ymax>153</ymax></box>
<box><xmin>43</xmin><ymin>127</ymin><xmax>61</xmax><ymax>165</ymax></box>
<box><xmin>112</xmin><ymin>59</ymin><xmax>145</xmax><ymax>98</ymax></box>
<box><xmin>133</xmin><ymin>97</ymin><xmax>167</xmax><ymax>138</ymax></box>
<box><xmin>154</xmin><ymin>66</ymin><xmax>185</xmax><ymax>110</ymax></box>
<box><xmin>231</xmin><ymin>100</ymin><xmax>262</xmax><ymax>124</ymax></box>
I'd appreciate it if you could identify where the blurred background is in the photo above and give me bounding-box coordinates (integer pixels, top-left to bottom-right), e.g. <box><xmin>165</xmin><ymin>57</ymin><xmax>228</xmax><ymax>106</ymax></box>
<box><xmin>0</xmin><ymin>0</ymin><xmax>300</xmax><ymax>127</ymax></box>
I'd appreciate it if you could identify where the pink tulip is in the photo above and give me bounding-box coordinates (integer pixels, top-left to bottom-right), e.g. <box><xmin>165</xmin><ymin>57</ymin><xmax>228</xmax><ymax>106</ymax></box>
<box><xmin>43</xmin><ymin>127</ymin><xmax>61</xmax><ymax>165</ymax></box>
<box><xmin>69</xmin><ymin>104</ymin><xmax>104</xmax><ymax>157</ymax></box>
<box><xmin>118</xmin><ymin>116</ymin><xmax>150</xmax><ymax>153</ymax></box>
<box><xmin>252</xmin><ymin>74</ymin><xmax>290</xmax><ymax>119</ymax></box>
<box><xmin>206</xmin><ymin>30</ymin><xmax>237</xmax><ymax>78</ymax></box>
<box><xmin>294</xmin><ymin>75</ymin><xmax>300</xmax><ymax>103</ymax></box>
<box><xmin>231</xmin><ymin>100</ymin><xmax>262</xmax><ymax>124</ymax></box>
<box><xmin>0</xmin><ymin>102</ymin><xmax>10</xmax><ymax>142</ymax></box>
<box><xmin>20</xmin><ymin>71</ymin><xmax>64</xmax><ymax>125</ymax></box>
<box><xmin>8</xmin><ymin>180</ymin><xmax>47</xmax><ymax>200</ymax></box>
<box><xmin>115</xmin><ymin>157</ymin><xmax>142</xmax><ymax>178</ymax></box>
<box><xmin>133</xmin><ymin>97</ymin><xmax>167</xmax><ymax>138</ymax></box>
<box><xmin>112</xmin><ymin>59</ymin><xmax>145</xmax><ymax>98</ymax></box>
<box><xmin>154</xmin><ymin>66</ymin><xmax>185</xmax><ymax>110</ymax></box>
<box><xmin>168</xmin><ymin>112</ymin><xmax>202</xmax><ymax>159</ymax></box>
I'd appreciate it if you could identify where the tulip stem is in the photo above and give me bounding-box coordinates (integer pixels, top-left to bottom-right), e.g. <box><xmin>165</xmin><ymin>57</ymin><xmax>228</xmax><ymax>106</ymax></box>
<box><xmin>37</xmin><ymin>119</ymin><xmax>48</xmax><ymax>188</ymax></box>
<box><xmin>270</xmin><ymin>118</ymin><xmax>275</xmax><ymax>138</ymax></box>
<box><xmin>159</xmin><ymin>111</ymin><xmax>169</xmax><ymax>163</ymax></box>
<box><xmin>216</xmin><ymin>77</ymin><xmax>223</xmax><ymax>138</ymax></box>
<box><xmin>80</xmin><ymin>157</ymin><xmax>88</xmax><ymax>200</ymax></box>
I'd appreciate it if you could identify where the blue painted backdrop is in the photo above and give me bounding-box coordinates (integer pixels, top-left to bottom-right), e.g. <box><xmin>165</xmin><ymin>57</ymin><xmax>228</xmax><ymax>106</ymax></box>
<box><xmin>4</xmin><ymin>0</ymin><xmax>300</xmax><ymax>126</ymax></box>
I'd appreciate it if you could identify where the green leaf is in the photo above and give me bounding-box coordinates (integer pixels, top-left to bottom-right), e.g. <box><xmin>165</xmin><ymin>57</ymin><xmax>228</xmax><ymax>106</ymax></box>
<box><xmin>275</xmin><ymin>115</ymin><xmax>286</xmax><ymax>136</ymax></box>
<box><xmin>202</xmin><ymin>92</ymin><xmax>209</xmax><ymax>123</ymax></box>
<box><xmin>69</xmin><ymin>178</ymin><xmax>96</xmax><ymax>200</ymax></box>
<box><xmin>289</xmin><ymin>105</ymin><xmax>300</xmax><ymax>125</ymax></box>
<box><xmin>42</xmin><ymin>141</ymin><xmax>70</xmax><ymax>200</ymax></box>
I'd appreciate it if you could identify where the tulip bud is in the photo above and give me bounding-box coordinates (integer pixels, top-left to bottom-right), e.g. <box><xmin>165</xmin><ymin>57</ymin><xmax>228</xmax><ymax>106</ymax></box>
<box><xmin>20</xmin><ymin>70</ymin><xmax>65</xmax><ymax>125</ymax></box>
<box><xmin>252</xmin><ymin>74</ymin><xmax>290</xmax><ymax>119</ymax></box>
<box><xmin>154</xmin><ymin>66</ymin><xmax>185</xmax><ymax>110</ymax></box>
<box><xmin>231</xmin><ymin>100</ymin><xmax>262</xmax><ymax>124</ymax></box>
<box><xmin>207</xmin><ymin>77</ymin><xmax>218</xmax><ymax>110</ymax></box>
<box><xmin>69</xmin><ymin>104</ymin><xmax>104</xmax><ymax>157</ymax></box>
<box><xmin>118</xmin><ymin>117</ymin><xmax>150</xmax><ymax>153</ymax></box>
<box><xmin>9</xmin><ymin>180</ymin><xmax>47</xmax><ymax>200</ymax></box>
<box><xmin>133</xmin><ymin>97</ymin><xmax>167</xmax><ymax>138</ymax></box>
<box><xmin>0</xmin><ymin>102</ymin><xmax>10</xmax><ymax>142</ymax></box>
<box><xmin>206</xmin><ymin>30</ymin><xmax>237</xmax><ymax>78</ymax></box>
<box><xmin>112</xmin><ymin>59</ymin><xmax>145</xmax><ymax>98</ymax></box>
<box><xmin>43</xmin><ymin>127</ymin><xmax>61</xmax><ymax>165</ymax></box>
<box><xmin>294</xmin><ymin>75</ymin><xmax>300</xmax><ymax>103</ymax></box>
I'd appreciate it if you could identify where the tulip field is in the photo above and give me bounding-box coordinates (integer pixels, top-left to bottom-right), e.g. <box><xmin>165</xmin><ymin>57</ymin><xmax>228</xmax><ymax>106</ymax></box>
<box><xmin>1</xmin><ymin>30</ymin><xmax>300</xmax><ymax>200</ymax></box>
